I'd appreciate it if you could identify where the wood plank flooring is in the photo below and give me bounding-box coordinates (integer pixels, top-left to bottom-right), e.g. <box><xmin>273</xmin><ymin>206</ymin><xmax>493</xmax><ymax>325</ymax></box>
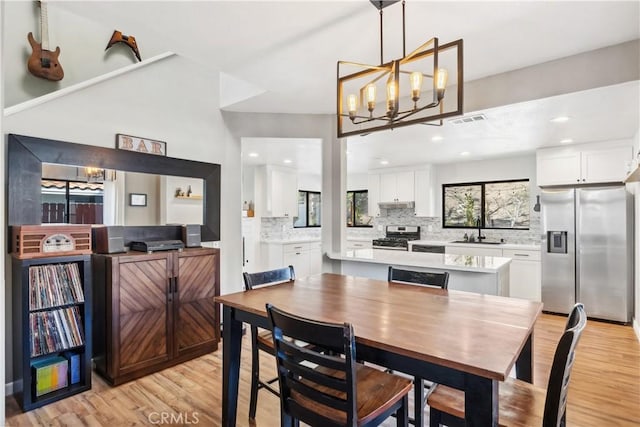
<box><xmin>6</xmin><ymin>313</ymin><xmax>640</xmax><ymax>426</ymax></box>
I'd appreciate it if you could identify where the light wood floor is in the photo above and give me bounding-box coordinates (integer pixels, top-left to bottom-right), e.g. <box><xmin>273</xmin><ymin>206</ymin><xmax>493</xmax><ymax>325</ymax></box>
<box><xmin>5</xmin><ymin>313</ymin><xmax>640</xmax><ymax>426</ymax></box>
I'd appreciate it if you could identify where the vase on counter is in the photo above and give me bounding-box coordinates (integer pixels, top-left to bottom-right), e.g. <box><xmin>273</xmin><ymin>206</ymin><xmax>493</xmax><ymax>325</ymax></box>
<box><xmin>247</xmin><ymin>200</ymin><xmax>255</xmax><ymax>217</ymax></box>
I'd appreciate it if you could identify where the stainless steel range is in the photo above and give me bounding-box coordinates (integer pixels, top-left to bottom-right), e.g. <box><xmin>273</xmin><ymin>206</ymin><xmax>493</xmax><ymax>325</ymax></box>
<box><xmin>372</xmin><ymin>225</ymin><xmax>420</xmax><ymax>251</ymax></box>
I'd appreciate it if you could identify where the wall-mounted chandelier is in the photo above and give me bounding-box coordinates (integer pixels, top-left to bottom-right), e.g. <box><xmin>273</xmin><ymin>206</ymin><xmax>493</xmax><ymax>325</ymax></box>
<box><xmin>337</xmin><ymin>0</ymin><xmax>463</xmax><ymax>138</ymax></box>
<box><xmin>84</xmin><ymin>167</ymin><xmax>106</xmax><ymax>182</ymax></box>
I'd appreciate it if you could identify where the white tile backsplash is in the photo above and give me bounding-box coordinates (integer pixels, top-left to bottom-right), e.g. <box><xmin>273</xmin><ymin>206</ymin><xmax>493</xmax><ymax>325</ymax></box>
<box><xmin>346</xmin><ymin>208</ymin><xmax>540</xmax><ymax>245</ymax></box>
<box><xmin>260</xmin><ymin>217</ymin><xmax>321</xmax><ymax>241</ymax></box>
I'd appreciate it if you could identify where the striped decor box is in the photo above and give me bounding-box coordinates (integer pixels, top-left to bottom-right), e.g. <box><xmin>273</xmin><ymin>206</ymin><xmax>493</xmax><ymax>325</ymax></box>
<box><xmin>31</xmin><ymin>356</ymin><xmax>68</xmax><ymax>397</ymax></box>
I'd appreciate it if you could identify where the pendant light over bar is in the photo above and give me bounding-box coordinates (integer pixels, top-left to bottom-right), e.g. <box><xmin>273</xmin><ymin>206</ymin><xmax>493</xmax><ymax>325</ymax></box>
<box><xmin>337</xmin><ymin>0</ymin><xmax>463</xmax><ymax>138</ymax></box>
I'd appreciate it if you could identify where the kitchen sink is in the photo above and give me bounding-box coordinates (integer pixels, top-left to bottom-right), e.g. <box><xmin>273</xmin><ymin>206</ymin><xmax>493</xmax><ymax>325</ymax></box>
<box><xmin>450</xmin><ymin>240</ymin><xmax>503</xmax><ymax>245</ymax></box>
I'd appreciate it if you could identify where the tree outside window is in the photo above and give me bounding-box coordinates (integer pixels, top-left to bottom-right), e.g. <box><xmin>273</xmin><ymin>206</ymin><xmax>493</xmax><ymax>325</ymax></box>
<box><xmin>294</xmin><ymin>190</ymin><xmax>321</xmax><ymax>228</ymax></box>
<box><xmin>443</xmin><ymin>180</ymin><xmax>530</xmax><ymax>229</ymax></box>
<box><xmin>347</xmin><ymin>190</ymin><xmax>372</xmax><ymax>227</ymax></box>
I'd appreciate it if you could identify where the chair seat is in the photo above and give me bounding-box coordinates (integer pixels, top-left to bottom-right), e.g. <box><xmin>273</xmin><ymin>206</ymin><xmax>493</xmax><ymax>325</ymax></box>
<box><xmin>293</xmin><ymin>364</ymin><xmax>413</xmax><ymax>426</ymax></box>
<box><xmin>427</xmin><ymin>377</ymin><xmax>546</xmax><ymax>427</ymax></box>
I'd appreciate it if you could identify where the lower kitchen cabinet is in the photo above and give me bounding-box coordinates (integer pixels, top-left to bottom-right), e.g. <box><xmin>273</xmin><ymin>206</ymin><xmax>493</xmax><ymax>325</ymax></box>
<box><xmin>445</xmin><ymin>245</ymin><xmax>503</xmax><ymax>257</ymax></box>
<box><xmin>264</xmin><ymin>241</ymin><xmax>322</xmax><ymax>278</ymax></box>
<box><xmin>502</xmin><ymin>249</ymin><xmax>541</xmax><ymax>301</ymax></box>
<box><xmin>92</xmin><ymin>247</ymin><xmax>219</xmax><ymax>385</ymax></box>
<box><xmin>445</xmin><ymin>245</ymin><xmax>541</xmax><ymax>301</ymax></box>
<box><xmin>346</xmin><ymin>240</ymin><xmax>373</xmax><ymax>250</ymax></box>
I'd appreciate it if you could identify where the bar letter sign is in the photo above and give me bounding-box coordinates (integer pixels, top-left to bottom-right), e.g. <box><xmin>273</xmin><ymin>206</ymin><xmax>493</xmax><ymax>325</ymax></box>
<box><xmin>116</xmin><ymin>134</ymin><xmax>167</xmax><ymax>156</ymax></box>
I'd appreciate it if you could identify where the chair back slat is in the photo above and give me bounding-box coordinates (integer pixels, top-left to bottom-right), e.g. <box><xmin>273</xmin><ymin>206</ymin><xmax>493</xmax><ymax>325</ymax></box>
<box><xmin>542</xmin><ymin>303</ymin><xmax>587</xmax><ymax>427</ymax></box>
<box><xmin>243</xmin><ymin>265</ymin><xmax>295</xmax><ymax>290</ymax></box>
<box><xmin>388</xmin><ymin>266</ymin><xmax>449</xmax><ymax>289</ymax></box>
<box><xmin>267</xmin><ymin>304</ymin><xmax>358</xmax><ymax>426</ymax></box>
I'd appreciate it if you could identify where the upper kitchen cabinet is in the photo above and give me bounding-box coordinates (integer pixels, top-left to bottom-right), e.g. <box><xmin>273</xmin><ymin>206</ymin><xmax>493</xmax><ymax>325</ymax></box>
<box><xmin>367</xmin><ymin>174</ymin><xmax>381</xmax><ymax>217</ymax></box>
<box><xmin>379</xmin><ymin>171</ymin><xmax>415</xmax><ymax>202</ymax></box>
<box><xmin>537</xmin><ymin>141</ymin><xmax>632</xmax><ymax>186</ymax></box>
<box><xmin>414</xmin><ymin>168</ymin><xmax>436</xmax><ymax>217</ymax></box>
<box><xmin>255</xmin><ymin>165</ymin><xmax>298</xmax><ymax>217</ymax></box>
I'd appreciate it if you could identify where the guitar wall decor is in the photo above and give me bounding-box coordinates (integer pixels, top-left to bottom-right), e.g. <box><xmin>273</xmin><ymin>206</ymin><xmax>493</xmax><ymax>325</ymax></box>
<box><xmin>105</xmin><ymin>30</ymin><xmax>142</xmax><ymax>62</ymax></box>
<box><xmin>27</xmin><ymin>1</ymin><xmax>64</xmax><ymax>81</ymax></box>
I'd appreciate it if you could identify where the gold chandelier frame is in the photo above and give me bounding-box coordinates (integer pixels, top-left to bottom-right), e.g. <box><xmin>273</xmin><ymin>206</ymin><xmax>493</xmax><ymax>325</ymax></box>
<box><xmin>337</xmin><ymin>0</ymin><xmax>463</xmax><ymax>138</ymax></box>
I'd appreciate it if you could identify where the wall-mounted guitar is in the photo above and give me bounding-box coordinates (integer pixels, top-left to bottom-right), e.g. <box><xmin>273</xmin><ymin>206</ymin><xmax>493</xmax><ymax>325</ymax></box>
<box><xmin>27</xmin><ymin>1</ymin><xmax>64</xmax><ymax>81</ymax></box>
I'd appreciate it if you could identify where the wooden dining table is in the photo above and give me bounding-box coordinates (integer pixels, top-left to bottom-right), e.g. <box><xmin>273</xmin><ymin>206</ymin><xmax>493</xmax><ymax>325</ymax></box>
<box><xmin>216</xmin><ymin>273</ymin><xmax>543</xmax><ymax>427</ymax></box>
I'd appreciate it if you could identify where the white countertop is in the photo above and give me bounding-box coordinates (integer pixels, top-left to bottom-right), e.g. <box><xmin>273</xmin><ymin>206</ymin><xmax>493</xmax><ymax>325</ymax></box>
<box><xmin>409</xmin><ymin>240</ymin><xmax>541</xmax><ymax>251</ymax></box>
<box><xmin>327</xmin><ymin>248</ymin><xmax>511</xmax><ymax>273</ymax></box>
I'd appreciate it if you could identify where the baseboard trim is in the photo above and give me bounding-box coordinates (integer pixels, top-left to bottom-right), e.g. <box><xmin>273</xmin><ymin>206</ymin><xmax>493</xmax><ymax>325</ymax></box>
<box><xmin>634</xmin><ymin>318</ymin><xmax>640</xmax><ymax>342</ymax></box>
<box><xmin>6</xmin><ymin>379</ymin><xmax>22</xmax><ymax>396</ymax></box>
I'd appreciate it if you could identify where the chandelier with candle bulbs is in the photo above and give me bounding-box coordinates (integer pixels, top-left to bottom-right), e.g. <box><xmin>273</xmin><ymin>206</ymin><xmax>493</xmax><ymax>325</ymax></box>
<box><xmin>337</xmin><ymin>0</ymin><xmax>463</xmax><ymax>138</ymax></box>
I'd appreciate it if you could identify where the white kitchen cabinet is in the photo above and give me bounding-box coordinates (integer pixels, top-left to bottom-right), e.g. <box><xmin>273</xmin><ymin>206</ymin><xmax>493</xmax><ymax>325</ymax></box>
<box><xmin>263</xmin><ymin>241</ymin><xmax>322</xmax><ymax>279</ymax></box>
<box><xmin>414</xmin><ymin>168</ymin><xmax>435</xmax><ymax>217</ymax></box>
<box><xmin>308</xmin><ymin>243</ymin><xmax>323</xmax><ymax>276</ymax></box>
<box><xmin>379</xmin><ymin>171</ymin><xmax>415</xmax><ymax>202</ymax></box>
<box><xmin>502</xmin><ymin>249</ymin><xmax>541</xmax><ymax>301</ymax></box>
<box><xmin>255</xmin><ymin>165</ymin><xmax>298</xmax><ymax>217</ymax></box>
<box><xmin>581</xmin><ymin>146</ymin><xmax>631</xmax><ymax>184</ymax></box>
<box><xmin>367</xmin><ymin>174</ymin><xmax>380</xmax><ymax>217</ymax></box>
<box><xmin>445</xmin><ymin>245</ymin><xmax>503</xmax><ymax>257</ymax></box>
<box><xmin>346</xmin><ymin>240</ymin><xmax>372</xmax><ymax>250</ymax></box>
<box><xmin>537</xmin><ymin>143</ymin><xmax>632</xmax><ymax>186</ymax></box>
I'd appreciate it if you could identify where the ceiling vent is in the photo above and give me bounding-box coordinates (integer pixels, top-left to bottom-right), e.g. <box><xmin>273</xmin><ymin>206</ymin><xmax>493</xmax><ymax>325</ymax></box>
<box><xmin>449</xmin><ymin>114</ymin><xmax>487</xmax><ymax>125</ymax></box>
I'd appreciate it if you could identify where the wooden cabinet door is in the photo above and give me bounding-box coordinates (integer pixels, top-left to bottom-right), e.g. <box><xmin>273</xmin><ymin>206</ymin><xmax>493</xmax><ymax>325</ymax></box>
<box><xmin>116</xmin><ymin>255</ymin><xmax>172</xmax><ymax>374</ymax></box>
<box><xmin>175</xmin><ymin>251</ymin><xmax>218</xmax><ymax>357</ymax></box>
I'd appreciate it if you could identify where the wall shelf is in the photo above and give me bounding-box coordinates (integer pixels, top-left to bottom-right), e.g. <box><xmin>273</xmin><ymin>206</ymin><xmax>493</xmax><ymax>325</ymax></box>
<box><xmin>175</xmin><ymin>195</ymin><xmax>202</xmax><ymax>200</ymax></box>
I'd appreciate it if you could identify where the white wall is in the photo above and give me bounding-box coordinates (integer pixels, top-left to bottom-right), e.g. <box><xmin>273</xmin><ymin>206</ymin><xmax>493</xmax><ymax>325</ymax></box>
<box><xmin>163</xmin><ymin>176</ymin><xmax>204</xmax><ymax>225</ymax></box>
<box><xmin>632</xmin><ymin>128</ymin><xmax>640</xmax><ymax>341</ymax></box>
<box><xmin>2</xmin><ymin>1</ymin><xmax>166</xmax><ymax>107</ymax></box>
<box><xmin>347</xmin><ymin>173</ymin><xmax>368</xmax><ymax>191</ymax></box>
<box><xmin>298</xmin><ymin>173</ymin><xmax>321</xmax><ymax>192</ymax></box>
<box><xmin>2</xmin><ymin>55</ymin><xmax>241</xmax><ymax>386</ymax></box>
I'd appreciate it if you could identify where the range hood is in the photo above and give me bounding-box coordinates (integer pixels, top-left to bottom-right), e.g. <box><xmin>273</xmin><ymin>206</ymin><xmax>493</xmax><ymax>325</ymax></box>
<box><xmin>378</xmin><ymin>201</ymin><xmax>415</xmax><ymax>209</ymax></box>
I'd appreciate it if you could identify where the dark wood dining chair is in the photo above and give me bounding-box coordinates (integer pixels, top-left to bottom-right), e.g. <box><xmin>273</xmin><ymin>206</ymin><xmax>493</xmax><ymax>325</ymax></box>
<box><xmin>242</xmin><ymin>266</ymin><xmax>295</xmax><ymax>420</ymax></box>
<box><xmin>427</xmin><ymin>303</ymin><xmax>587</xmax><ymax>427</ymax></box>
<box><xmin>266</xmin><ymin>303</ymin><xmax>413</xmax><ymax>427</ymax></box>
<box><xmin>388</xmin><ymin>266</ymin><xmax>449</xmax><ymax>426</ymax></box>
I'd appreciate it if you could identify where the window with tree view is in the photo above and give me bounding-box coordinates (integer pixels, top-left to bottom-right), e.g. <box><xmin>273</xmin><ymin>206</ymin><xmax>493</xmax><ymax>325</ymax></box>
<box><xmin>443</xmin><ymin>179</ymin><xmax>530</xmax><ymax>229</ymax></box>
<box><xmin>294</xmin><ymin>191</ymin><xmax>321</xmax><ymax>228</ymax></box>
<box><xmin>346</xmin><ymin>190</ymin><xmax>372</xmax><ymax>227</ymax></box>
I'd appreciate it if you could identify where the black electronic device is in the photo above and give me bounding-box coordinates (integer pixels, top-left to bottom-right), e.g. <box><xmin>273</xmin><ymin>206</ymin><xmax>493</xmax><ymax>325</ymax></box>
<box><xmin>182</xmin><ymin>224</ymin><xmax>201</xmax><ymax>248</ymax></box>
<box><xmin>129</xmin><ymin>239</ymin><xmax>185</xmax><ymax>253</ymax></box>
<box><xmin>93</xmin><ymin>226</ymin><xmax>126</xmax><ymax>254</ymax></box>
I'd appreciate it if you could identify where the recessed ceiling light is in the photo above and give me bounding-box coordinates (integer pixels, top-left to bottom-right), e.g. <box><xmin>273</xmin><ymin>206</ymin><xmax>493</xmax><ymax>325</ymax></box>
<box><xmin>560</xmin><ymin>138</ymin><xmax>573</xmax><ymax>144</ymax></box>
<box><xmin>550</xmin><ymin>116</ymin><xmax>570</xmax><ymax>123</ymax></box>
<box><xmin>380</xmin><ymin>160</ymin><xmax>389</xmax><ymax>165</ymax></box>
<box><xmin>248</xmin><ymin>152</ymin><xmax>259</xmax><ymax>158</ymax></box>
<box><xmin>460</xmin><ymin>151</ymin><xmax>470</xmax><ymax>156</ymax></box>
<box><xmin>431</xmin><ymin>136</ymin><xmax>444</xmax><ymax>142</ymax></box>
<box><xmin>283</xmin><ymin>159</ymin><xmax>292</xmax><ymax>164</ymax></box>
<box><xmin>346</xmin><ymin>150</ymin><xmax>351</xmax><ymax>155</ymax></box>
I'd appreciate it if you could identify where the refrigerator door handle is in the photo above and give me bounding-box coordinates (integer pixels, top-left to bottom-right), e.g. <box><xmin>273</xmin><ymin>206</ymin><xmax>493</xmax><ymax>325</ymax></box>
<box><xmin>575</xmin><ymin>192</ymin><xmax>580</xmax><ymax>302</ymax></box>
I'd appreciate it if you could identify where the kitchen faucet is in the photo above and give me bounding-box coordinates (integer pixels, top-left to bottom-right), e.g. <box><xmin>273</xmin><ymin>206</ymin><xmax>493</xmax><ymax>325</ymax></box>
<box><xmin>476</xmin><ymin>217</ymin><xmax>486</xmax><ymax>241</ymax></box>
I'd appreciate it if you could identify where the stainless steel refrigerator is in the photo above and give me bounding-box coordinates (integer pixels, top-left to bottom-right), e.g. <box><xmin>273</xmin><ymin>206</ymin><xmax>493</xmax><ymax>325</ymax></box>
<box><xmin>541</xmin><ymin>186</ymin><xmax>633</xmax><ymax>323</ymax></box>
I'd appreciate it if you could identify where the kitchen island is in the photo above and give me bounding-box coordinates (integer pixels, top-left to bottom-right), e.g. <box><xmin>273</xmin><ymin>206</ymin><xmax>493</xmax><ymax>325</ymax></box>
<box><xmin>327</xmin><ymin>249</ymin><xmax>511</xmax><ymax>296</ymax></box>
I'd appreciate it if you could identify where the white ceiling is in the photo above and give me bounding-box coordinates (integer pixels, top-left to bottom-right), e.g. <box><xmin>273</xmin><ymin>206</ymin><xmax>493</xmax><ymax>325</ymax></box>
<box><xmin>55</xmin><ymin>1</ymin><xmax>640</xmax><ymax>170</ymax></box>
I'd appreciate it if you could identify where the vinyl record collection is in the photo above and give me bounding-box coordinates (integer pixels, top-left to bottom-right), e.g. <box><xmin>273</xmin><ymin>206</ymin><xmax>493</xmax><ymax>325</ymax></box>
<box><xmin>29</xmin><ymin>307</ymin><xmax>84</xmax><ymax>357</ymax></box>
<box><xmin>29</xmin><ymin>263</ymin><xmax>84</xmax><ymax>310</ymax></box>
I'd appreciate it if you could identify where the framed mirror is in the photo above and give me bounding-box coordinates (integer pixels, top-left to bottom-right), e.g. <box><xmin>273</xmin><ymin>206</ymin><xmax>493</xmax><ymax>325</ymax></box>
<box><xmin>7</xmin><ymin>134</ymin><xmax>220</xmax><ymax>241</ymax></box>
